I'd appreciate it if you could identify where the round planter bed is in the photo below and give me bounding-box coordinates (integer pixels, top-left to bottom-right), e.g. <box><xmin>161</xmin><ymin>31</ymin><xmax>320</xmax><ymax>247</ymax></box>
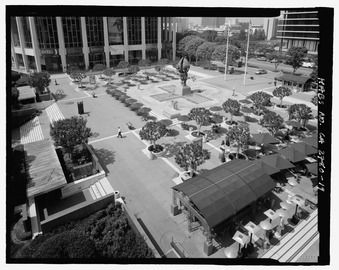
<box><xmin>148</xmin><ymin>144</ymin><xmax>166</xmax><ymax>158</ymax></box>
<box><xmin>225</xmin><ymin>120</ymin><xmax>238</xmax><ymax>126</ymax></box>
<box><xmin>190</xmin><ymin>131</ymin><xmax>205</xmax><ymax>138</ymax></box>
<box><xmin>228</xmin><ymin>152</ymin><xmax>248</xmax><ymax>160</ymax></box>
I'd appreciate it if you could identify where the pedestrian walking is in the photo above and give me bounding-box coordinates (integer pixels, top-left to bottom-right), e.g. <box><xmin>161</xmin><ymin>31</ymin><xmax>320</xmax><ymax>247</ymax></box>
<box><xmin>274</xmin><ymin>80</ymin><xmax>277</xmax><ymax>86</ymax></box>
<box><xmin>117</xmin><ymin>127</ymin><xmax>123</xmax><ymax>138</ymax></box>
<box><xmin>174</xmin><ymin>101</ymin><xmax>178</xmax><ymax>110</ymax></box>
<box><xmin>55</xmin><ymin>79</ymin><xmax>58</xmax><ymax>85</ymax></box>
<box><xmin>232</xmin><ymin>87</ymin><xmax>236</xmax><ymax>96</ymax></box>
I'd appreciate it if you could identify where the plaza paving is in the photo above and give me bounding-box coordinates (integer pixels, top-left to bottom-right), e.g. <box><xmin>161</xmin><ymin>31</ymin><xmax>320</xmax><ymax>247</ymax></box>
<box><xmin>12</xmin><ymin>64</ymin><xmax>319</xmax><ymax>261</ymax></box>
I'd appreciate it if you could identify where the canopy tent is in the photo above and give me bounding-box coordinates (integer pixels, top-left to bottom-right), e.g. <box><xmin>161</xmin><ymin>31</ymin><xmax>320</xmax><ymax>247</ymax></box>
<box><xmin>18</xmin><ymin>87</ymin><xmax>36</xmax><ymax>101</ymax></box>
<box><xmin>172</xmin><ymin>160</ymin><xmax>275</xmax><ymax>230</ymax></box>
<box><xmin>301</xmin><ymin>137</ymin><xmax>318</xmax><ymax>149</ymax></box>
<box><xmin>277</xmin><ymin>147</ymin><xmax>306</xmax><ymax>163</ymax></box>
<box><xmin>306</xmin><ymin>163</ymin><xmax>318</xmax><ymax>176</ymax></box>
<box><xmin>259</xmin><ymin>154</ymin><xmax>295</xmax><ymax>170</ymax></box>
<box><xmin>251</xmin><ymin>133</ymin><xmax>280</xmax><ymax>145</ymax></box>
<box><xmin>253</xmin><ymin>160</ymin><xmax>280</xmax><ymax>175</ymax></box>
<box><xmin>290</xmin><ymin>142</ymin><xmax>317</xmax><ymax>156</ymax></box>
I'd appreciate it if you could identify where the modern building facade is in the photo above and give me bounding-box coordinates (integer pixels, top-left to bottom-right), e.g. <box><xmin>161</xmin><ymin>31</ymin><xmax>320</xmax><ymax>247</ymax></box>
<box><xmin>201</xmin><ymin>17</ymin><xmax>225</xmax><ymax>28</ymax></box>
<box><xmin>263</xmin><ymin>18</ymin><xmax>279</xmax><ymax>41</ymax></box>
<box><xmin>11</xmin><ymin>17</ymin><xmax>177</xmax><ymax>73</ymax></box>
<box><xmin>276</xmin><ymin>9</ymin><xmax>319</xmax><ymax>53</ymax></box>
<box><xmin>176</xmin><ymin>18</ymin><xmax>189</xmax><ymax>32</ymax></box>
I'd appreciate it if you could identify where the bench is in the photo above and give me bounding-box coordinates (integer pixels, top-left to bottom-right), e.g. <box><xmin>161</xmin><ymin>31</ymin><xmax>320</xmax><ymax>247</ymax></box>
<box><xmin>163</xmin><ymin>111</ymin><xmax>180</xmax><ymax>119</ymax></box>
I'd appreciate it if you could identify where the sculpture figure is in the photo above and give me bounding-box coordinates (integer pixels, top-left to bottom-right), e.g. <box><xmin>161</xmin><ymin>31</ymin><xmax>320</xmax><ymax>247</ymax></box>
<box><xmin>176</xmin><ymin>56</ymin><xmax>190</xmax><ymax>86</ymax></box>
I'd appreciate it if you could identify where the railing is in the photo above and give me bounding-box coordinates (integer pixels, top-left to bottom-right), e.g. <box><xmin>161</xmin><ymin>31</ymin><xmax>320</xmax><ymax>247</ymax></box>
<box><xmin>170</xmin><ymin>236</ymin><xmax>191</xmax><ymax>258</ymax></box>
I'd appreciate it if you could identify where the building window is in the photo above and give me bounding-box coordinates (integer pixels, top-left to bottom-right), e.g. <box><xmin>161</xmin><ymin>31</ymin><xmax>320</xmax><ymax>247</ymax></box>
<box><xmin>21</xmin><ymin>17</ymin><xmax>32</xmax><ymax>48</ymax></box>
<box><xmin>11</xmin><ymin>17</ymin><xmax>20</xmax><ymax>47</ymax></box>
<box><xmin>145</xmin><ymin>17</ymin><xmax>158</xmax><ymax>44</ymax></box>
<box><xmin>35</xmin><ymin>17</ymin><xmax>59</xmax><ymax>49</ymax></box>
<box><xmin>86</xmin><ymin>17</ymin><xmax>104</xmax><ymax>47</ymax></box>
<box><xmin>62</xmin><ymin>17</ymin><xmax>83</xmax><ymax>48</ymax></box>
<box><xmin>128</xmin><ymin>50</ymin><xmax>142</xmax><ymax>64</ymax></box>
<box><xmin>107</xmin><ymin>17</ymin><xmax>124</xmax><ymax>45</ymax></box>
<box><xmin>127</xmin><ymin>17</ymin><xmax>141</xmax><ymax>45</ymax></box>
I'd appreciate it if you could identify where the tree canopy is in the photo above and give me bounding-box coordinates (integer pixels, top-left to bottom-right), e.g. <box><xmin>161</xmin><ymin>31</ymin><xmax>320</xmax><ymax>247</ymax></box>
<box><xmin>184</xmin><ymin>37</ymin><xmax>205</xmax><ymax>63</ymax></box>
<box><xmin>28</xmin><ymin>71</ymin><xmax>51</xmax><ymax>94</ymax></box>
<box><xmin>50</xmin><ymin>116</ymin><xmax>93</xmax><ymax>157</ymax></box>
<box><xmin>196</xmin><ymin>42</ymin><xmax>217</xmax><ymax>64</ymax></box>
<box><xmin>288</xmin><ymin>103</ymin><xmax>313</xmax><ymax>127</ymax></box>
<box><xmin>285</xmin><ymin>47</ymin><xmax>308</xmax><ymax>74</ymax></box>
<box><xmin>188</xmin><ymin>107</ymin><xmax>212</xmax><ymax>134</ymax></box>
<box><xmin>70</xmin><ymin>70</ymin><xmax>87</xmax><ymax>88</ymax></box>
<box><xmin>225</xmin><ymin>124</ymin><xmax>251</xmax><ymax>158</ymax></box>
<box><xmin>117</xmin><ymin>61</ymin><xmax>130</xmax><ymax>75</ymax></box>
<box><xmin>248</xmin><ymin>91</ymin><xmax>272</xmax><ymax>114</ymax></box>
<box><xmin>177</xmin><ymin>35</ymin><xmax>200</xmax><ymax>57</ymax></box>
<box><xmin>272</xmin><ymin>86</ymin><xmax>292</xmax><ymax>107</ymax></box>
<box><xmin>103</xmin><ymin>68</ymin><xmax>116</xmax><ymax>84</ymax></box>
<box><xmin>138</xmin><ymin>59</ymin><xmax>152</xmax><ymax>73</ymax></box>
<box><xmin>261</xmin><ymin>111</ymin><xmax>284</xmax><ymax>135</ymax></box>
<box><xmin>211</xmin><ymin>44</ymin><xmax>240</xmax><ymax>66</ymax></box>
<box><xmin>199</xmin><ymin>30</ymin><xmax>218</xmax><ymax>42</ymax></box>
<box><xmin>92</xmin><ymin>64</ymin><xmax>107</xmax><ymax>78</ymax></box>
<box><xmin>222</xmin><ymin>99</ymin><xmax>241</xmax><ymax>123</ymax></box>
<box><xmin>139</xmin><ymin>121</ymin><xmax>167</xmax><ymax>147</ymax></box>
<box><xmin>174</xmin><ymin>143</ymin><xmax>210</xmax><ymax>177</ymax></box>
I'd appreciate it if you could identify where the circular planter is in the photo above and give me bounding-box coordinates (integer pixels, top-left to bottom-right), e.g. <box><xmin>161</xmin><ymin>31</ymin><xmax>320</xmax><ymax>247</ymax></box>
<box><xmin>228</xmin><ymin>152</ymin><xmax>248</xmax><ymax>160</ymax></box>
<box><xmin>191</xmin><ymin>131</ymin><xmax>205</xmax><ymax>138</ymax></box>
<box><xmin>225</xmin><ymin>120</ymin><xmax>238</xmax><ymax>126</ymax></box>
<box><xmin>148</xmin><ymin>144</ymin><xmax>166</xmax><ymax>158</ymax></box>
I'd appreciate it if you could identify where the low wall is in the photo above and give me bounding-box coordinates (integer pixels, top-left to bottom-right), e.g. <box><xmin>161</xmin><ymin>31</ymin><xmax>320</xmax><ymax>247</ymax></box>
<box><xmin>61</xmin><ymin>171</ymin><xmax>106</xmax><ymax>198</ymax></box>
<box><xmin>11</xmin><ymin>107</ymin><xmax>36</xmax><ymax>118</ymax></box>
<box><xmin>121</xmin><ymin>203</ymin><xmax>162</xmax><ymax>258</ymax></box>
<box><xmin>40</xmin><ymin>193</ymin><xmax>114</xmax><ymax>233</ymax></box>
<box><xmin>35</xmin><ymin>99</ymin><xmax>55</xmax><ymax>110</ymax></box>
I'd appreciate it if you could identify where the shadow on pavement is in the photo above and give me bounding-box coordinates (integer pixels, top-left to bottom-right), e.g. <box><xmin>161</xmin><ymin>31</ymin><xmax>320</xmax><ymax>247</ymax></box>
<box><xmin>92</xmin><ymin>148</ymin><xmax>116</xmax><ymax>174</ymax></box>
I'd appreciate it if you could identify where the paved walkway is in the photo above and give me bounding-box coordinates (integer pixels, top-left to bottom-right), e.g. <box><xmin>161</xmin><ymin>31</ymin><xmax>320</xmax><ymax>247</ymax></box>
<box><xmin>20</xmin><ymin>116</ymin><xmax>44</xmax><ymax>145</ymax></box>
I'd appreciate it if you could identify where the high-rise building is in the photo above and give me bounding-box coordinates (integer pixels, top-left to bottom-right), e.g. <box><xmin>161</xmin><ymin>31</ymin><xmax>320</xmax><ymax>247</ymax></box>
<box><xmin>276</xmin><ymin>9</ymin><xmax>319</xmax><ymax>53</ymax></box>
<box><xmin>11</xmin><ymin>17</ymin><xmax>177</xmax><ymax>73</ymax></box>
<box><xmin>177</xmin><ymin>18</ymin><xmax>189</xmax><ymax>32</ymax></box>
<box><xmin>201</xmin><ymin>17</ymin><xmax>225</xmax><ymax>28</ymax></box>
<box><xmin>263</xmin><ymin>18</ymin><xmax>279</xmax><ymax>41</ymax></box>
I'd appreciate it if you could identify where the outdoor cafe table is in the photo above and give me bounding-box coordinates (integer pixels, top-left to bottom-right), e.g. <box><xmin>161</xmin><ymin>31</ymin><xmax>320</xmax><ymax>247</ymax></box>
<box><xmin>244</xmin><ymin>221</ymin><xmax>265</xmax><ymax>245</ymax></box>
<box><xmin>232</xmin><ymin>230</ymin><xmax>250</xmax><ymax>254</ymax></box>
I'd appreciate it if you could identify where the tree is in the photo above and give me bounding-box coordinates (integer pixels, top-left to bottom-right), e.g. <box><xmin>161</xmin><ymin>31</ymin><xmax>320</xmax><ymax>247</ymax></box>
<box><xmin>225</xmin><ymin>124</ymin><xmax>251</xmax><ymax>158</ymax></box>
<box><xmin>92</xmin><ymin>64</ymin><xmax>107</xmax><ymax>78</ymax></box>
<box><xmin>28</xmin><ymin>71</ymin><xmax>51</xmax><ymax>94</ymax></box>
<box><xmin>309</xmin><ymin>55</ymin><xmax>318</xmax><ymax>81</ymax></box>
<box><xmin>214</xmin><ymin>35</ymin><xmax>227</xmax><ymax>45</ymax></box>
<box><xmin>117</xmin><ymin>60</ymin><xmax>130</xmax><ymax>75</ymax></box>
<box><xmin>211</xmin><ymin>44</ymin><xmax>240</xmax><ymax>71</ymax></box>
<box><xmin>50</xmin><ymin>116</ymin><xmax>93</xmax><ymax>158</ymax></box>
<box><xmin>11</xmin><ymin>87</ymin><xmax>20</xmax><ymax>109</ymax></box>
<box><xmin>184</xmin><ymin>37</ymin><xmax>205</xmax><ymax>63</ymax></box>
<box><xmin>174</xmin><ymin>143</ymin><xmax>211</xmax><ymax>177</ymax></box>
<box><xmin>253</xmin><ymin>29</ymin><xmax>266</xmax><ymax>41</ymax></box>
<box><xmin>222</xmin><ymin>99</ymin><xmax>241</xmax><ymax>124</ymax></box>
<box><xmin>69</xmin><ymin>70</ymin><xmax>87</xmax><ymax>88</ymax></box>
<box><xmin>237</xmin><ymin>29</ymin><xmax>247</xmax><ymax>41</ymax></box>
<box><xmin>103</xmin><ymin>67</ymin><xmax>116</xmax><ymax>84</ymax></box>
<box><xmin>253</xmin><ymin>41</ymin><xmax>275</xmax><ymax>56</ymax></box>
<box><xmin>272</xmin><ymin>86</ymin><xmax>292</xmax><ymax>107</ymax></box>
<box><xmin>285</xmin><ymin>47</ymin><xmax>308</xmax><ymax>74</ymax></box>
<box><xmin>177</xmin><ymin>35</ymin><xmax>200</xmax><ymax>57</ymax></box>
<box><xmin>199</xmin><ymin>30</ymin><xmax>218</xmax><ymax>42</ymax></box>
<box><xmin>66</xmin><ymin>65</ymin><xmax>79</xmax><ymax>75</ymax></box>
<box><xmin>157</xmin><ymin>58</ymin><xmax>170</xmax><ymax>73</ymax></box>
<box><xmin>188</xmin><ymin>107</ymin><xmax>212</xmax><ymax>135</ymax></box>
<box><xmin>260</xmin><ymin>111</ymin><xmax>284</xmax><ymax>135</ymax></box>
<box><xmin>266</xmin><ymin>51</ymin><xmax>285</xmax><ymax>71</ymax></box>
<box><xmin>288</xmin><ymin>103</ymin><xmax>313</xmax><ymax>126</ymax></box>
<box><xmin>128</xmin><ymin>65</ymin><xmax>140</xmax><ymax>79</ymax></box>
<box><xmin>139</xmin><ymin>121</ymin><xmax>167</xmax><ymax>150</ymax></box>
<box><xmin>138</xmin><ymin>59</ymin><xmax>152</xmax><ymax>74</ymax></box>
<box><xmin>248</xmin><ymin>91</ymin><xmax>272</xmax><ymax>114</ymax></box>
<box><xmin>196</xmin><ymin>42</ymin><xmax>217</xmax><ymax>66</ymax></box>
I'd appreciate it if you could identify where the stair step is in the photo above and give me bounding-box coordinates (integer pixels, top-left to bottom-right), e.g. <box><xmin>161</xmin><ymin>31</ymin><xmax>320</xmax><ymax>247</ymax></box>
<box><xmin>91</xmin><ymin>184</ymin><xmax>102</xmax><ymax>199</ymax></box>
<box><xmin>95</xmin><ymin>181</ymin><xmax>106</xmax><ymax>197</ymax></box>
<box><xmin>99</xmin><ymin>177</ymin><xmax>114</xmax><ymax>194</ymax></box>
<box><xmin>88</xmin><ymin>187</ymin><xmax>96</xmax><ymax>200</ymax></box>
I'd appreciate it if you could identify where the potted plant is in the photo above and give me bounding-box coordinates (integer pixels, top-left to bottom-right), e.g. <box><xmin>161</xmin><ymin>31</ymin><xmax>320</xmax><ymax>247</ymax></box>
<box><xmin>188</xmin><ymin>107</ymin><xmax>212</xmax><ymax>139</ymax></box>
<box><xmin>222</xmin><ymin>99</ymin><xmax>240</xmax><ymax>125</ymax></box>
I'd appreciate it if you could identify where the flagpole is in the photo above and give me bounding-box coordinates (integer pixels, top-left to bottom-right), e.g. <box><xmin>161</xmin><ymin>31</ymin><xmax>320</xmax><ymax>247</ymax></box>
<box><xmin>224</xmin><ymin>20</ymin><xmax>230</xmax><ymax>81</ymax></box>
<box><xmin>243</xmin><ymin>22</ymin><xmax>251</xmax><ymax>86</ymax></box>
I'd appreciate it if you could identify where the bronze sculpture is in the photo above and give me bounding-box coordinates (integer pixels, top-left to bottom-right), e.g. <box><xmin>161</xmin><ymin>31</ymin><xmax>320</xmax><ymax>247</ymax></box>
<box><xmin>176</xmin><ymin>56</ymin><xmax>190</xmax><ymax>86</ymax></box>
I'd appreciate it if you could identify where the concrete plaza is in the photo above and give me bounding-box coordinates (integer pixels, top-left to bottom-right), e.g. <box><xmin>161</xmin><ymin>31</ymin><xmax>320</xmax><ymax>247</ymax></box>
<box><xmin>13</xmin><ymin>63</ymin><xmax>318</xmax><ymax>260</ymax></box>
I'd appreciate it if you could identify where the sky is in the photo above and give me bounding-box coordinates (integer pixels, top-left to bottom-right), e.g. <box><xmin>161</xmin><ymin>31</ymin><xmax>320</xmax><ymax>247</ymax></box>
<box><xmin>188</xmin><ymin>17</ymin><xmax>265</xmax><ymax>25</ymax></box>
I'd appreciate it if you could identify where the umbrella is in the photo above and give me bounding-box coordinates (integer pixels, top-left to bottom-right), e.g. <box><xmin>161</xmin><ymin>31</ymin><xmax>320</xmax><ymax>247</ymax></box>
<box><xmin>125</xmin><ymin>98</ymin><xmax>137</xmax><ymax>105</ymax></box>
<box><xmin>232</xmin><ymin>231</ymin><xmax>249</xmax><ymax>253</ymax></box>
<box><xmin>306</xmin><ymin>163</ymin><xmax>318</xmax><ymax>176</ymax></box>
<box><xmin>264</xmin><ymin>209</ymin><xmax>279</xmax><ymax>223</ymax></box>
<box><xmin>138</xmin><ymin>107</ymin><xmax>152</xmax><ymax>114</ymax></box>
<box><xmin>241</xmin><ymin>106</ymin><xmax>255</xmax><ymax>114</ymax></box>
<box><xmin>285</xmin><ymin>120</ymin><xmax>302</xmax><ymax>128</ymax></box>
<box><xmin>288</xmin><ymin>178</ymin><xmax>298</xmax><ymax>187</ymax></box>
<box><xmin>158</xmin><ymin>119</ymin><xmax>173</xmax><ymax>127</ymax></box>
<box><xmin>239</xmin><ymin>99</ymin><xmax>252</xmax><ymax>104</ymax></box>
<box><xmin>291</xmin><ymin>195</ymin><xmax>305</xmax><ymax>215</ymax></box>
<box><xmin>290</xmin><ymin>142</ymin><xmax>317</xmax><ymax>156</ymax></box>
<box><xmin>130</xmin><ymin>102</ymin><xmax>144</xmax><ymax>109</ymax></box>
<box><xmin>275</xmin><ymin>208</ymin><xmax>288</xmax><ymax>219</ymax></box>
<box><xmin>244</xmin><ymin>221</ymin><xmax>265</xmax><ymax>244</ymax></box>
<box><xmin>259</xmin><ymin>154</ymin><xmax>295</xmax><ymax>170</ymax></box>
<box><xmin>177</xmin><ymin>115</ymin><xmax>190</xmax><ymax>122</ymax></box>
<box><xmin>301</xmin><ymin>137</ymin><xmax>318</xmax><ymax>149</ymax></box>
<box><xmin>209</xmin><ymin>106</ymin><xmax>222</xmax><ymax>112</ymax></box>
<box><xmin>259</xmin><ymin>220</ymin><xmax>274</xmax><ymax>240</ymax></box>
<box><xmin>253</xmin><ymin>160</ymin><xmax>280</xmax><ymax>175</ymax></box>
<box><xmin>277</xmin><ymin>147</ymin><xmax>306</xmax><ymax>163</ymax></box>
<box><xmin>224</xmin><ymin>247</ymin><xmax>238</xmax><ymax>258</ymax></box>
<box><xmin>280</xmin><ymin>201</ymin><xmax>291</xmax><ymax>211</ymax></box>
<box><xmin>252</xmin><ymin>133</ymin><xmax>280</xmax><ymax>145</ymax></box>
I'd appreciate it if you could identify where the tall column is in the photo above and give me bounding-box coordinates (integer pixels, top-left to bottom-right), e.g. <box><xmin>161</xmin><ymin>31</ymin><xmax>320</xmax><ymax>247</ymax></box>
<box><xmin>16</xmin><ymin>17</ymin><xmax>29</xmax><ymax>72</ymax></box>
<box><xmin>28</xmin><ymin>17</ymin><xmax>41</xmax><ymax>72</ymax></box>
<box><xmin>123</xmin><ymin>17</ymin><xmax>129</xmax><ymax>62</ymax></box>
<box><xmin>56</xmin><ymin>17</ymin><xmax>67</xmax><ymax>72</ymax></box>
<box><xmin>103</xmin><ymin>17</ymin><xmax>110</xmax><ymax>67</ymax></box>
<box><xmin>164</xmin><ymin>17</ymin><xmax>167</xmax><ymax>41</ymax></box>
<box><xmin>141</xmin><ymin>17</ymin><xmax>146</xmax><ymax>60</ymax></box>
<box><xmin>157</xmin><ymin>17</ymin><xmax>162</xmax><ymax>60</ymax></box>
<box><xmin>11</xmin><ymin>34</ymin><xmax>19</xmax><ymax>69</ymax></box>
<box><xmin>169</xmin><ymin>17</ymin><xmax>172</xmax><ymax>42</ymax></box>
<box><xmin>80</xmin><ymin>17</ymin><xmax>89</xmax><ymax>69</ymax></box>
<box><xmin>172</xmin><ymin>17</ymin><xmax>177</xmax><ymax>61</ymax></box>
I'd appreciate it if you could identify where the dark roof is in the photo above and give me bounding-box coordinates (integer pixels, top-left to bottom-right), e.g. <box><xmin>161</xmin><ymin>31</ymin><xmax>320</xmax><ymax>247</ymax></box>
<box><xmin>275</xmin><ymin>74</ymin><xmax>311</xmax><ymax>84</ymax></box>
<box><xmin>172</xmin><ymin>160</ymin><xmax>275</xmax><ymax>230</ymax></box>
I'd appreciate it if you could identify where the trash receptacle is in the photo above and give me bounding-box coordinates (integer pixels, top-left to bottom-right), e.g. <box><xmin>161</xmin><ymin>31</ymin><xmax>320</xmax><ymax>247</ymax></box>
<box><xmin>230</xmin><ymin>67</ymin><xmax>234</xmax><ymax>74</ymax></box>
<box><xmin>77</xmin><ymin>101</ymin><xmax>84</xmax><ymax>114</ymax></box>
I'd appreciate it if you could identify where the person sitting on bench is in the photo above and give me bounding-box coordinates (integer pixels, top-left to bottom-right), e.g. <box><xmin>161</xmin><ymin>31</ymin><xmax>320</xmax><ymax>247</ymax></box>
<box><xmin>126</xmin><ymin>122</ymin><xmax>133</xmax><ymax>129</ymax></box>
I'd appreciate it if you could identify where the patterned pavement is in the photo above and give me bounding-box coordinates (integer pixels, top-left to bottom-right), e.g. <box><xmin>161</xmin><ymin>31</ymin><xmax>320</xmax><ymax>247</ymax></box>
<box><xmin>20</xmin><ymin>116</ymin><xmax>44</xmax><ymax>145</ymax></box>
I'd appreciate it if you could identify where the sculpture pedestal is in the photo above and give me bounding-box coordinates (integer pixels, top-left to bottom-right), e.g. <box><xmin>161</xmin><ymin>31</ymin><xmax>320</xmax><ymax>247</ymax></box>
<box><xmin>176</xmin><ymin>86</ymin><xmax>191</xmax><ymax>96</ymax></box>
